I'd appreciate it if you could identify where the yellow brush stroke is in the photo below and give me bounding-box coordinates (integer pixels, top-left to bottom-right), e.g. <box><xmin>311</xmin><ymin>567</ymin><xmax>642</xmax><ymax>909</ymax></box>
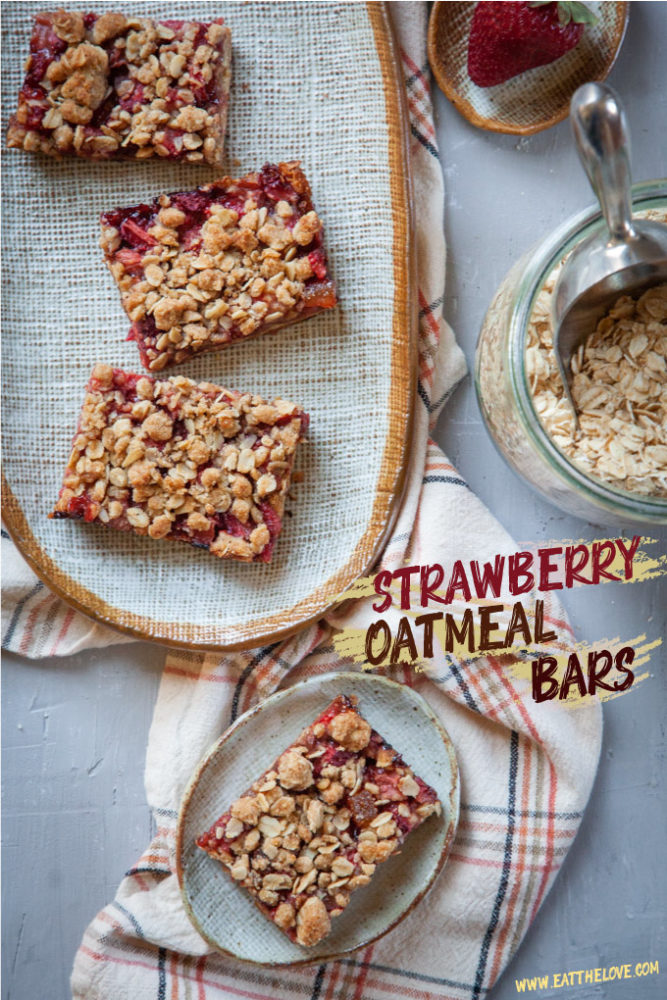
<box><xmin>332</xmin><ymin>627</ymin><xmax>372</xmax><ymax>664</ymax></box>
<box><xmin>534</xmin><ymin>535</ymin><xmax>667</xmax><ymax>586</ymax></box>
<box><xmin>333</xmin><ymin>536</ymin><xmax>667</xmax><ymax>611</ymax></box>
<box><xmin>333</xmin><ymin>619</ymin><xmax>661</xmax><ymax>706</ymax></box>
<box><xmin>335</xmin><ymin>599</ymin><xmax>567</xmax><ymax>667</ymax></box>
<box><xmin>627</xmin><ymin>540</ymin><xmax>667</xmax><ymax>583</ymax></box>
<box><xmin>600</xmin><ymin>671</ymin><xmax>651</xmax><ymax>703</ymax></box>
<box><xmin>330</xmin><ymin>537</ymin><xmax>664</xmax><ymax>705</ymax></box>
<box><xmin>334</xmin><ymin>577</ymin><xmax>378</xmax><ymax>603</ymax></box>
<box><xmin>501</xmin><ymin>635</ymin><xmax>659</xmax><ymax>707</ymax></box>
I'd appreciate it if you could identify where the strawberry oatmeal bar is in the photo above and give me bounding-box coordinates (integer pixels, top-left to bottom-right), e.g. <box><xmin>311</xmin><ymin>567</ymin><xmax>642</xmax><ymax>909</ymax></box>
<box><xmin>50</xmin><ymin>365</ymin><xmax>308</xmax><ymax>563</ymax></box>
<box><xmin>7</xmin><ymin>10</ymin><xmax>231</xmax><ymax>164</ymax></box>
<box><xmin>99</xmin><ymin>161</ymin><xmax>337</xmax><ymax>370</ymax></box>
<box><xmin>197</xmin><ymin>694</ymin><xmax>441</xmax><ymax>947</ymax></box>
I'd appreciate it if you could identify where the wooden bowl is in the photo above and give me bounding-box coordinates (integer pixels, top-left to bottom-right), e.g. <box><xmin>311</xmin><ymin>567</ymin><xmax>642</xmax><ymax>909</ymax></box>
<box><xmin>427</xmin><ymin>1</ymin><xmax>629</xmax><ymax>136</ymax></box>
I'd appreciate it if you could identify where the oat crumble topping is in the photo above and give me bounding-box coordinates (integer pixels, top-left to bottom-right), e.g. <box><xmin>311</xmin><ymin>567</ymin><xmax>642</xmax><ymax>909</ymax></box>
<box><xmin>50</xmin><ymin>365</ymin><xmax>309</xmax><ymax>562</ymax></box>
<box><xmin>100</xmin><ymin>162</ymin><xmax>337</xmax><ymax>370</ymax></box>
<box><xmin>7</xmin><ymin>10</ymin><xmax>231</xmax><ymax>164</ymax></box>
<box><xmin>197</xmin><ymin>694</ymin><xmax>441</xmax><ymax>947</ymax></box>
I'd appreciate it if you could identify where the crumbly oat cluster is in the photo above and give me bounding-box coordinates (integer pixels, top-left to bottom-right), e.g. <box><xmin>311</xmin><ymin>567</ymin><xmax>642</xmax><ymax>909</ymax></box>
<box><xmin>7</xmin><ymin>10</ymin><xmax>231</xmax><ymax>164</ymax></box>
<box><xmin>197</xmin><ymin>695</ymin><xmax>441</xmax><ymax>948</ymax></box>
<box><xmin>50</xmin><ymin>365</ymin><xmax>308</xmax><ymax>562</ymax></box>
<box><xmin>527</xmin><ymin>279</ymin><xmax>667</xmax><ymax>497</ymax></box>
<box><xmin>99</xmin><ymin>162</ymin><xmax>337</xmax><ymax>370</ymax></box>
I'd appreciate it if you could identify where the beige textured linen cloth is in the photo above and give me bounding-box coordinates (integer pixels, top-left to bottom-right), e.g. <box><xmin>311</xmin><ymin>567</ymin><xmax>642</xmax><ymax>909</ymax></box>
<box><xmin>1</xmin><ymin>5</ymin><xmax>602</xmax><ymax>999</ymax></box>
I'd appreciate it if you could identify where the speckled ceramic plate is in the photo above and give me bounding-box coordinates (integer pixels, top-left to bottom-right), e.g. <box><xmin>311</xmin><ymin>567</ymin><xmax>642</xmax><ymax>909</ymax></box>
<box><xmin>427</xmin><ymin>1</ymin><xmax>628</xmax><ymax>135</ymax></box>
<box><xmin>176</xmin><ymin>672</ymin><xmax>460</xmax><ymax>966</ymax></box>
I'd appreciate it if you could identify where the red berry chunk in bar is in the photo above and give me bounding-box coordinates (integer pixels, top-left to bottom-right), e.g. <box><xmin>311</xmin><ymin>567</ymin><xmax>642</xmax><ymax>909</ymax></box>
<box><xmin>50</xmin><ymin>365</ymin><xmax>308</xmax><ymax>563</ymax></box>
<box><xmin>99</xmin><ymin>161</ymin><xmax>337</xmax><ymax>371</ymax></box>
<box><xmin>197</xmin><ymin>694</ymin><xmax>441</xmax><ymax>947</ymax></box>
<box><xmin>6</xmin><ymin>11</ymin><xmax>231</xmax><ymax>164</ymax></box>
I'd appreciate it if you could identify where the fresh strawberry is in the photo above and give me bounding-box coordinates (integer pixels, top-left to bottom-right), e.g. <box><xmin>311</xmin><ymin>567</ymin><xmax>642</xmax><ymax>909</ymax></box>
<box><xmin>467</xmin><ymin>1</ymin><xmax>597</xmax><ymax>88</ymax></box>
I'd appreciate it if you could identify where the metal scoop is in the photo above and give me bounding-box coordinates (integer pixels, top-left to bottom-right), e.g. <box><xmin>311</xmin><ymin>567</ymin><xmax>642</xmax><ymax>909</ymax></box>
<box><xmin>552</xmin><ymin>82</ymin><xmax>667</xmax><ymax>420</ymax></box>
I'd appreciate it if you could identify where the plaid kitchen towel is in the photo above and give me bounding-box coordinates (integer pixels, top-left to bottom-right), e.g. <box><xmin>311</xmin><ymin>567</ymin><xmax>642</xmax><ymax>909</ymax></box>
<box><xmin>1</xmin><ymin>530</ymin><xmax>134</xmax><ymax>657</ymax></box>
<box><xmin>1</xmin><ymin>4</ymin><xmax>602</xmax><ymax>999</ymax></box>
<box><xmin>69</xmin><ymin>447</ymin><xmax>602</xmax><ymax>1000</ymax></box>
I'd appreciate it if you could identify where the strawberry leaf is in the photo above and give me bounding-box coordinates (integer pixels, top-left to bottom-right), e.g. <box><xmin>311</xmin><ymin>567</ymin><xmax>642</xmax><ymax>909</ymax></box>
<box><xmin>561</xmin><ymin>2</ymin><xmax>599</xmax><ymax>26</ymax></box>
<box><xmin>529</xmin><ymin>0</ymin><xmax>598</xmax><ymax>26</ymax></box>
<box><xmin>558</xmin><ymin>3</ymin><xmax>572</xmax><ymax>25</ymax></box>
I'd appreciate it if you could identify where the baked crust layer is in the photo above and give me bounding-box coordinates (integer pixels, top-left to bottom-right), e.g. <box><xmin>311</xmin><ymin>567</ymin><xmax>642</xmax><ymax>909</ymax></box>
<box><xmin>50</xmin><ymin>365</ymin><xmax>308</xmax><ymax>563</ymax></box>
<box><xmin>7</xmin><ymin>11</ymin><xmax>231</xmax><ymax>165</ymax></box>
<box><xmin>197</xmin><ymin>694</ymin><xmax>441</xmax><ymax>947</ymax></box>
<box><xmin>100</xmin><ymin>162</ymin><xmax>337</xmax><ymax>370</ymax></box>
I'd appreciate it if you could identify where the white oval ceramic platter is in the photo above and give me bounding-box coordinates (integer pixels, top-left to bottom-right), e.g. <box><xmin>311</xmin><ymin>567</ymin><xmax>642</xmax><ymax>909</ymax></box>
<box><xmin>176</xmin><ymin>672</ymin><xmax>460</xmax><ymax>966</ymax></box>
<box><xmin>2</xmin><ymin>2</ymin><xmax>416</xmax><ymax>651</ymax></box>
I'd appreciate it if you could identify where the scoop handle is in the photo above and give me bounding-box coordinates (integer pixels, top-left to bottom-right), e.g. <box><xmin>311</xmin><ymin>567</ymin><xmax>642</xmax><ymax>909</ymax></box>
<box><xmin>570</xmin><ymin>82</ymin><xmax>636</xmax><ymax>242</ymax></box>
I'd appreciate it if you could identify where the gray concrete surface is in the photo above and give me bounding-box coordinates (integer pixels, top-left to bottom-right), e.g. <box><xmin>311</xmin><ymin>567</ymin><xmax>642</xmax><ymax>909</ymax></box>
<box><xmin>2</xmin><ymin>2</ymin><xmax>666</xmax><ymax>998</ymax></box>
<box><xmin>433</xmin><ymin>3</ymin><xmax>667</xmax><ymax>996</ymax></box>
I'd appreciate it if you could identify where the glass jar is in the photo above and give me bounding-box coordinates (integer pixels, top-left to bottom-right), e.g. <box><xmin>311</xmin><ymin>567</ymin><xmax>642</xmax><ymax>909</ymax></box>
<box><xmin>475</xmin><ymin>180</ymin><xmax>667</xmax><ymax>526</ymax></box>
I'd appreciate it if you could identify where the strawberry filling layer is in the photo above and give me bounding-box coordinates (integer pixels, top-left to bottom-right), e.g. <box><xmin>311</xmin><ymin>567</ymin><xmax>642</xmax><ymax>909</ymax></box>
<box><xmin>53</xmin><ymin>368</ymin><xmax>307</xmax><ymax>562</ymax></box>
<box><xmin>105</xmin><ymin>166</ymin><xmax>336</xmax><ymax>359</ymax></box>
<box><xmin>196</xmin><ymin>695</ymin><xmax>440</xmax><ymax>937</ymax></box>
<box><xmin>198</xmin><ymin>698</ymin><xmax>437</xmax><ymax>854</ymax></box>
<box><xmin>15</xmin><ymin>15</ymin><xmax>226</xmax><ymax>156</ymax></box>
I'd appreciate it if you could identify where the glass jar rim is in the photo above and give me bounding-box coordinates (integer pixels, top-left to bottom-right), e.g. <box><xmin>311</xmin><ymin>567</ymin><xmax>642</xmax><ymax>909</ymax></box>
<box><xmin>507</xmin><ymin>178</ymin><xmax>667</xmax><ymax>521</ymax></box>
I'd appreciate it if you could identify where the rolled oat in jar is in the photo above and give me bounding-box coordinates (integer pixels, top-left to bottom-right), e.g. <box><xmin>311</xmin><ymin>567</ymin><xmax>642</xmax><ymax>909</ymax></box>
<box><xmin>475</xmin><ymin>186</ymin><xmax>667</xmax><ymax>524</ymax></box>
<box><xmin>526</xmin><ymin>282</ymin><xmax>667</xmax><ymax>498</ymax></box>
